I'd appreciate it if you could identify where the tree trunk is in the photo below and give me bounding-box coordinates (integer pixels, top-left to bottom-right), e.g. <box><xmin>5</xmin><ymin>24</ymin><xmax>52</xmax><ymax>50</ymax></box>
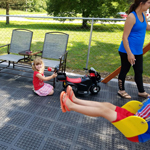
<box><xmin>81</xmin><ymin>10</ymin><xmax>89</xmax><ymax>28</ymax></box>
<box><xmin>6</xmin><ymin>2</ymin><xmax>9</xmax><ymax>24</ymax></box>
<box><xmin>81</xmin><ymin>19</ymin><xmax>88</xmax><ymax>28</ymax></box>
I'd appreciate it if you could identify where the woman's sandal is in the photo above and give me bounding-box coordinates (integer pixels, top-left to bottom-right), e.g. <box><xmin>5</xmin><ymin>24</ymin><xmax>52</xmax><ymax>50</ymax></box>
<box><xmin>60</xmin><ymin>91</ymin><xmax>70</xmax><ymax>113</ymax></box>
<box><xmin>118</xmin><ymin>91</ymin><xmax>131</xmax><ymax>99</ymax></box>
<box><xmin>66</xmin><ymin>85</ymin><xmax>74</xmax><ymax>102</ymax></box>
<box><xmin>138</xmin><ymin>92</ymin><xmax>150</xmax><ymax>98</ymax></box>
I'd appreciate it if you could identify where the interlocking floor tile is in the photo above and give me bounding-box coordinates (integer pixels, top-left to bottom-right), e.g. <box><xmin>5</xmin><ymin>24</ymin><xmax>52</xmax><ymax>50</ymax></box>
<box><xmin>37</xmin><ymin>106</ymin><xmax>59</xmax><ymax>119</ymax></box>
<box><xmin>0</xmin><ymin>124</ymin><xmax>21</xmax><ymax>144</ymax></box>
<box><xmin>50</xmin><ymin>122</ymin><xmax>76</xmax><ymax>142</ymax></box>
<box><xmin>8</xmin><ymin>111</ymin><xmax>32</xmax><ymax>127</ymax></box>
<box><xmin>57</xmin><ymin>112</ymin><xmax>81</xmax><ymax>126</ymax></box>
<box><xmin>42</xmin><ymin>137</ymin><xmax>71</xmax><ymax>150</ymax></box>
<box><xmin>28</xmin><ymin>116</ymin><xmax>53</xmax><ymax>134</ymax></box>
<box><xmin>0</xmin><ymin>144</ymin><xmax>8</xmax><ymax>150</ymax></box>
<box><xmin>0</xmin><ymin>74</ymin><xmax>150</xmax><ymax>149</ymax></box>
<box><xmin>15</xmin><ymin>130</ymin><xmax>44</xmax><ymax>150</ymax></box>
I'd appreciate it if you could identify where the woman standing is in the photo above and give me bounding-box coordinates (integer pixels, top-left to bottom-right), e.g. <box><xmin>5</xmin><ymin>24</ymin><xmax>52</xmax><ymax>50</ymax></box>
<box><xmin>118</xmin><ymin>0</ymin><xmax>150</xmax><ymax>99</ymax></box>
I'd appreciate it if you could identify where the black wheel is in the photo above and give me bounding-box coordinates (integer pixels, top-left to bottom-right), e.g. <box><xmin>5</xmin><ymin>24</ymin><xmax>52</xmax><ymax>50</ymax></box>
<box><xmin>63</xmin><ymin>82</ymin><xmax>67</xmax><ymax>88</ymax></box>
<box><xmin>69</xmin><ymin>85</ymin><xmax>78</xmax><ymax>95</ymax></box>
<box><xmin>90</xmin><ymin>85</ymin><xmax>100</xmax><ymax>94</ymax></box>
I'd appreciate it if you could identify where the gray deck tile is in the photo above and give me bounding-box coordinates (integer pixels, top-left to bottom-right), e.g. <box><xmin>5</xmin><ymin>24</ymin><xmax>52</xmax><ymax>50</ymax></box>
<box><xmin>0</xmin><ymin>73</ymin><xmax>150</xmax><ymax>150</ymax></box>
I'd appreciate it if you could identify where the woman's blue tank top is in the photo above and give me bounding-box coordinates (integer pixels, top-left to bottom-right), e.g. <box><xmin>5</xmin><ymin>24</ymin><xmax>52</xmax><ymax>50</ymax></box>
<box><xmin>118</xmin><ymin>11</ymin><xmax>147</xmax><ymax>55</ymax></box>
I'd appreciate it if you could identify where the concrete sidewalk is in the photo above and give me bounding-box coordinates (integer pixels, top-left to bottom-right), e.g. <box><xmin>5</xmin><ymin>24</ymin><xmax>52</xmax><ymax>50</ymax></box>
<box><xmin>0</xmin><ymin>72</ymin><xmax>150</xmax><ymax>150</ymax></box>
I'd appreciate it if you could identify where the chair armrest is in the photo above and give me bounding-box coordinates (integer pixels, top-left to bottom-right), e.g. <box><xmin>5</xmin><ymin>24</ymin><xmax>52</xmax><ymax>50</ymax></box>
<box><xmin>30</xmin><ymin>51</ymin><xmax>42</xmax><ymax>56</ymax></box>
<box><xmin>0</xmin><ymin>44</ymin><xmax>10</xmax><ymax>49</ymax></box>
<box><xmin>122</xmin><ymin>100</ymin><xmax>143</xmax><ymax>114</ymax></box>
<box><xmin>59</xmin><ymin>51</ymin><xmax>68</xmax><ymax>59</ymax></box>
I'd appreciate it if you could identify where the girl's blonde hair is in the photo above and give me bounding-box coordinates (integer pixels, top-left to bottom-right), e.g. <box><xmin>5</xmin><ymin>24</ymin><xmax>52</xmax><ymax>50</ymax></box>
<box><xmin>32</xmin><ymin>57</ymin><xmax>45</xmax><ymax>73</ymax></box>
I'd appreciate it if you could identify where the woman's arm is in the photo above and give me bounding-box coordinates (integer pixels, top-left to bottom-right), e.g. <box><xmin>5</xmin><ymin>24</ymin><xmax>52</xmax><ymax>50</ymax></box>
<box><xmin>144</xmin><ymin>12</ymin><xmax>150</xmax><ymax>31</ymax></box>
<box><xmin>36</xmin><ymin>73</ymin><xmax>57</xmax><ymax>81</ymax></box>
<box><xmin>122</xmin><ymin>13</ymin><xmax>136</xmax><ymax>65</ymax></box>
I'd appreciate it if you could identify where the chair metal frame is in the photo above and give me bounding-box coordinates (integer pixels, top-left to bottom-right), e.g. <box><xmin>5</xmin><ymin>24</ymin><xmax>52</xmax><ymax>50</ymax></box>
<box><xmin>40</xmin><ymin>32</ymin><xmax>69</xmax><ymax>87</ymax></box>
<box><xmin>0</xmin><ymin>29</ymin><xmax>34</xmax><ymax>78</ymax></box>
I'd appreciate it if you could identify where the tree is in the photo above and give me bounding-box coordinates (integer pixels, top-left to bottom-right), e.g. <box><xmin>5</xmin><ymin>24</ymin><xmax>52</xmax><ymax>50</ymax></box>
<box><xmin>0</xmin><ymin>0</ymin><xmax>26</xmax><ymax>24</ymax></box>
<box><xmin>46</xmin><ymin>0</ymin><xmax>130</xmax><ymax>28</ymax></box>
<box><xmin>26</xmin><ymin>0</ymin><xmax>46</xmax><ymax>12</ymax></box>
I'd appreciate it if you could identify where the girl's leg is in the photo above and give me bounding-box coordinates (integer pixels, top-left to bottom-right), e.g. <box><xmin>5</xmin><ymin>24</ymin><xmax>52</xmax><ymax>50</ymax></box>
<box><xmin>67</xmin><ymin>86</ymin><xmax>116</xmax><ymax>110</ymax></box>
<box><xmin>63</xmin><ymin>93</ymin><xmax>117</xmax><ymax>122</ymax></box>
<box><xmin>48</xmin><ymin>89</ymin><xmax>54</xmax><ymax>95</ymax></box>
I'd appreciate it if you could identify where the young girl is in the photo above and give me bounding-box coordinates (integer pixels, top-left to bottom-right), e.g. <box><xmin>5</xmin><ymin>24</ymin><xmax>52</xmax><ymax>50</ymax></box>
<box><xmin>60</xmin><ymin>85</ymin><xmax>150</xmax><ymax>143</ymax></box>
<box><xmin>32</xmin><ymin>57</ymin><xmax>57</xmax><ymax>96</ymax></box>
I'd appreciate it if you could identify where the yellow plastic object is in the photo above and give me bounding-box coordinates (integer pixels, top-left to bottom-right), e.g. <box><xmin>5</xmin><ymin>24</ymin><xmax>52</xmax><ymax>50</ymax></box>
<box><xmin>112</xmin><ymin>116</ymin><xmax>148</xmax><ymax>137</ymax></box>
<box><xmin>122</xmin><ymin>100</ymin><xmax>143</xmax><ymax>114</ymax></box>
<box><xmin>112</xmin><ymin>100</ymin><xmax>148</xmax><ymax>138</ymax></box>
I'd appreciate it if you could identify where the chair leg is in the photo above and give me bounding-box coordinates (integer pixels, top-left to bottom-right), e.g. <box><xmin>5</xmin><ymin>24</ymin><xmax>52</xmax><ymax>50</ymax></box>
<box><xmin>53</xmin><ymin>78</ymin><xmax>55</xmax><ymax>88</ymax></box>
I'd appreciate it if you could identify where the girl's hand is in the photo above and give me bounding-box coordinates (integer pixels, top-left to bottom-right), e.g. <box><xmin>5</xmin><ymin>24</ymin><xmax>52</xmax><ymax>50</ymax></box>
<box><xmin>53</xmin><ymin>72</ymin><xmax>57</xmax><ymax>78</ymax></box>
<box><xmin>127</xmin><ymin>53</ymin><xmax>135</xmax><ymax>66</ymax></box>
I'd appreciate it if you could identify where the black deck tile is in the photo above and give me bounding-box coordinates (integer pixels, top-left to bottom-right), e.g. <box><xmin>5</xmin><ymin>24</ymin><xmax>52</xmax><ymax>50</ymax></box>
<box><xmin>107</xmin><ymin>81</ymin><xmax>118</xmax><ymax>87</ymax></box>
<box><xmin>17</xmin><ymin>101</ymin><xmax>41</xmax><ymax>114</ymax></box>
<box><xmin>57</xmin><ymin>111</ymin><xmax>81</xmax><ymax>126</ymax></box>
<box><xmin>36</xmin><ymin>106</ymin><xmax>59</xmax><ymax>119</ymax></box>
<box><xmin>0</xmin><ymin>79</ymin><xmax>9</xmax><ymax>87</ymax></box>
<box><xmin>0</xmin><ymin>74</ymin><xmax>150</xmax><ymax>149</ymax></box>
<box><xmin>50</xmin><ymin>122</ymin><xmax>76</xmax><ymax>142</ymax></box>
<box><xmin>0</xmin><ymin>107</ymin><xmax>14</xmax><ymax>122</ymax></box>
<box><xmin>113</xmin><ymin>138</ymin><xmax>133</xmax><ymax>150</ymax></box>
<box><xmin>27</xmin><ymin>94</ymin><xmax>47</xmax><ymax>104</ymax></box>
<box><xmin>43</xmin><ymin>96</ymin><xmax>61</xmax><ymax>108</ymax></box>
<box><xmin>0</xmin><ymin>87</ymin><xmax>16</xmax><ymax>98</ymax></box>
<box><xmin>10</xmin><ymin>89</ymin><xmax>34</xmax><ymax>100</ymax></box>
<box><xmin>80</xmin><ymin>116</ymin><xmax>105</xmax><ymax>134</ymax></box>
<box><xmin>8</xmin><ymin>111</ymin><xmax>32</xmax><ymax>127</ymax></box>
<box><xmin>14</xmin><ymin>130</ymin><xmax>44</xmax><ymax>150</ymax></box>
<box><xmin>76</xmin><ymin>130</ymin><xmax>107</xmax><ymax>150</ymax></box>
<box><xmin>73</xmin><ymin>145</ymin><xmax>89</xmax><ymax>150</ymax></box>
<box><xmin>1</xmin><ymin>98</ymin><xmax>25</xmax><ymax>110</ymax></box>
<box><xmin>0</xmin><ymin>124</ymin><xmax>21</xmax><ymax>144</ymax></box>
<box><xmin>135</xmin><ymin>141</ymin><xmax>150</xmax><ymax>149</ymax></box>
<box><xmin>27</xmin><ymin>116</ymin><xmax>53</xmax><ymax>134</ymax></box>
<box><xmin>42</xmin><ymin>137</ymin><xmax>71</xmax><ymax>150</ymax></box>
<box><xmin>0</xmin><ymin>144</ymin><xmax>8</xmax><ymax>150</ymax></box>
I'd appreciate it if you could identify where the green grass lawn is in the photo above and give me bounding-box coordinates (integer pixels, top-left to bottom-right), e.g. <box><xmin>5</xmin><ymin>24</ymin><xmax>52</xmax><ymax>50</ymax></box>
<box><xmin>0</xmin><ymin>8</ymin><xmax>150</xmax><ymax>79</ymax></box>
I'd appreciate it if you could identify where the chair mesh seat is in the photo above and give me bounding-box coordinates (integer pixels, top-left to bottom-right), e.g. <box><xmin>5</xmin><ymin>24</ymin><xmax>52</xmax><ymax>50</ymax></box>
<box><xmin>42</xmin><ymin>59</ymin><xmax>60</xmax><ymax>68</ymax></box>
<box><xmin>0</xmin><ymin>29</ymin><xmax>33</xmax><ymax>63</ymax></box>
<box><xmin>0</xmin><ymin>54</ymin><xmax>24</xmax><ymax>62</ymax></box>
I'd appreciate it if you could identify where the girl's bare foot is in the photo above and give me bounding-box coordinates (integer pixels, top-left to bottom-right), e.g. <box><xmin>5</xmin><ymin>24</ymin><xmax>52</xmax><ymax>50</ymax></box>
<box><xmin>66</xmin><ymin>85</ymin><xmax>76</xmax><ymax>102</ymax></box>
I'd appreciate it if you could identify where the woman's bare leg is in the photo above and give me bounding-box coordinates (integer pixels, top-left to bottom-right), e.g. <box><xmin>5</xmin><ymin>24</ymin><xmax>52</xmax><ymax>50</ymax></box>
<box><xmin>63</xmin><ymin>93</ymin><xmax>117</xmax><ymax>122</ymax></box>
<box><xmin>67</xmin><ymin>86</ymin><xmax>116</xmax><ymax>111</ymax></box>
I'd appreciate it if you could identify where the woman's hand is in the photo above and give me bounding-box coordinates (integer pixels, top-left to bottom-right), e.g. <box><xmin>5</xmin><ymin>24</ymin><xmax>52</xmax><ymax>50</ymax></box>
<box><xmin>127</xmin><ymin>53</ymin><xmax>135</xmax><ymax>66</ymax></box>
